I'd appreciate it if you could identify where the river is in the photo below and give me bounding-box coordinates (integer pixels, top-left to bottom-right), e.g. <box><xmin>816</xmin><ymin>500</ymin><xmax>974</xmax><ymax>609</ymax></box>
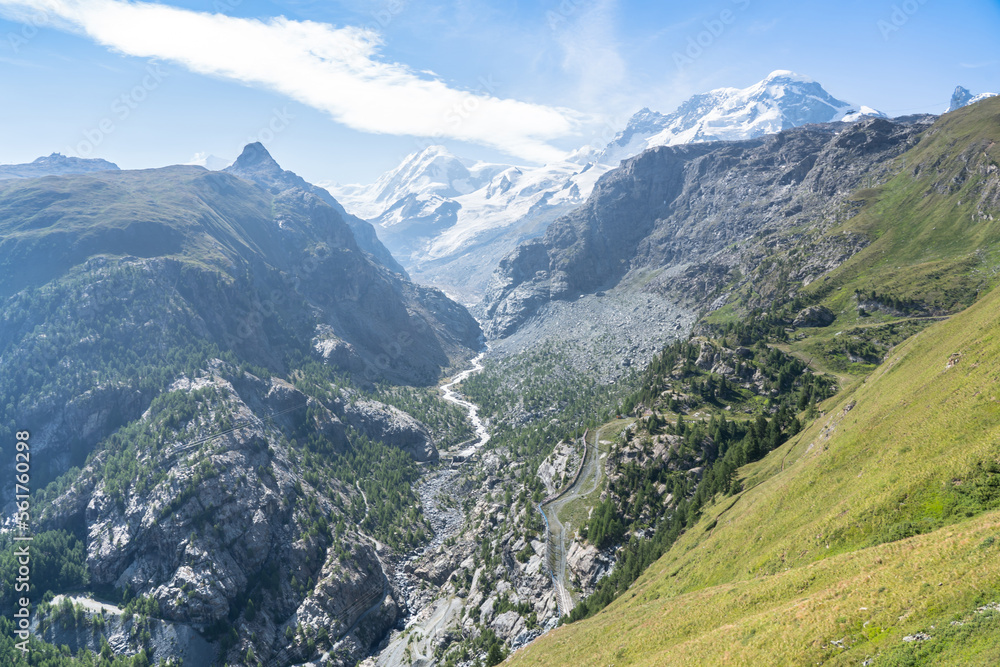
<box><xmin>440</xmin><ymin>351</ymin><xmax>489</xmax><ymax>458</ymax></box>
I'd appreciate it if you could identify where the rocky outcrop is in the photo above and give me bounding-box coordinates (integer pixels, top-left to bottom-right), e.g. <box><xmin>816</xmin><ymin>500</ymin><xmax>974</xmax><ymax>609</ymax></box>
<box><xmin>39</xmin><ymin>366</ymin><xmax>400</xmax><ymax>667</ymax></box>
<box><xmin>344</xmin><ymin>399</ymin><xmax>438</xmax><ymax>463</ymax></box>
<box><xmin>792</xmin><ymin>305</ymin><xmax>836</xmax><ymax>328</ymax></box>
<box><xmin>565</xmin><ymin>541</ymin><xmax>612</xmax><ymax>592</ymax></box>
<box><xmin>32</xmin><ymin>596</ymin><xmax>216</xmax><ymax>667</ymax></box>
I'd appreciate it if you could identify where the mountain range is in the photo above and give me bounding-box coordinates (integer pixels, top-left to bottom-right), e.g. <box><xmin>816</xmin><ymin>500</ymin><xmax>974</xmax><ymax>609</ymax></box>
<box><xmin>0</xmin><ymin>140</ymin><xmax>487</xmax><ymax>665</ymax></box>
<box><xmin>0</xmin><ymin>153</ymin><xmax>119</xmax><ymax>180</ymax></box>
<box><xmin>329</xmin><ymin>71</ymin><xmax>885</xmax><ymax>303</ymax></box>
<box><xmin>1</xmin><ymin>71</ymin><xmax>999</xmax><ymax>667</ymax></box>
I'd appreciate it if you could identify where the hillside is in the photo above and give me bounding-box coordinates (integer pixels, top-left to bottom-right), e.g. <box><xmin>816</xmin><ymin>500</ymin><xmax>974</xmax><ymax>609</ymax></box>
<box><xmin>0</xmin><ymin>145</ymin><xmax>483</xmax><ymax>666</ymax></box>
<box><xmin>509</xmin><ymin>255</ymin><xmax>1000</xmax><ymax>665</ymax></box>
<box><xmin>504</xmin><ymin>98</ymin><xmax>1000</xmax><ymax>667</ymax></box>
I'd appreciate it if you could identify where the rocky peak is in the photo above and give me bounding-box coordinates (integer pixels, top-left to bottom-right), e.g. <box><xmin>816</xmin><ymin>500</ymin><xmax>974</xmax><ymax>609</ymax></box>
<box><xmin>947</xmin><ymin>85</ymin><xmax>998</xmax><ymax>112</ymax></box>
<box><xmin>224</xmin><ymin>143</ymin><xmax>409</xmax><ymax>275</ymax></box>
<box><xmin>949</xmin><ymin>86</ymin><xmax>974</xmax><ymax>112</ymax></box>
<box><xmin>225</xmin><ymin>142</ymin><xmax>306</xmax><ymax>193</ymax></box>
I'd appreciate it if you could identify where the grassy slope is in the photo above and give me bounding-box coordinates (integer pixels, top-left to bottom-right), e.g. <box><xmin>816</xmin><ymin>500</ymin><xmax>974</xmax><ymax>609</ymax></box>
<box><xmin>811</xmin><ymin>98</ymin><xmax>1000</xmax><ymax>319</ymax></box>
<box><xmin>508</xmin><ymin>105</ymin><xmax>1000</xmax><ymax>666</ymax></box>
<box><xmin>511</xmin><ymin>248</ymin><xmax>1000</xmax><ymax>666</ymax></box>
<box><xmin>0</xmin><ymin>167</ymin><xmax>276</xmax><ymax>297</ymax></box>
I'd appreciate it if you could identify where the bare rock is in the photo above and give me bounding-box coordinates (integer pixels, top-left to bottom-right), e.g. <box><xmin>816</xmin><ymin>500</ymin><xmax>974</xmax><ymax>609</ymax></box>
<box><xmin>344</xmin><ymin>399</ymin><xmax>439</xmax><ymax>462</ymax></box>
<box><xmin>566</xmin><ymin>541</ymin><xmax>612</xmax><ymax>592</ymax></box>
<box><xmin>792</xmin><ymin>305</ymin><xmax>836</xmax><ymax>328</ymax></box>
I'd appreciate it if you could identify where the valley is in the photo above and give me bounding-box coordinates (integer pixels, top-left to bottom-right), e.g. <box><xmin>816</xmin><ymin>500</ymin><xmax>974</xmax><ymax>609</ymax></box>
<box><xmin>1</xmin><ymin>79</ymin><xmax>999</xmax><ymax>667</ymax></box>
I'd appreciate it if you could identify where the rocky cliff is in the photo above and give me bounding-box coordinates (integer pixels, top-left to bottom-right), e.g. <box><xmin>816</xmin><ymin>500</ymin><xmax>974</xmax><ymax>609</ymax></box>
<box><xmin>35</xmin><ymin>363</ymin><xmax>410</xmax><ymax>665</ymax></box>
<box><xmin>483</xmin><ymin>116</ymin><xmax>933</xmax><ymax>339</ymax></box>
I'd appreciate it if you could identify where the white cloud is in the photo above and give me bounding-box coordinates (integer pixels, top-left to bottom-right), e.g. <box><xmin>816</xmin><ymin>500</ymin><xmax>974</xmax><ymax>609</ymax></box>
<box><xmin>959</xmin><ymin>60</ymin><xmax>997</xmax><ymax>69</ymax></box>
<box><xmin>0</xmin><ymin>0</ymin><xmax>582</xmax><ymax>163</ymax></box>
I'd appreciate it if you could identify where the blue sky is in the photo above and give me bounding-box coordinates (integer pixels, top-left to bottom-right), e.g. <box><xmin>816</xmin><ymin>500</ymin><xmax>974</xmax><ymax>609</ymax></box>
<box><xmin>0</xmin><ymin>0</ymin><xmax>997</xmax><ymax>185</ymax></box>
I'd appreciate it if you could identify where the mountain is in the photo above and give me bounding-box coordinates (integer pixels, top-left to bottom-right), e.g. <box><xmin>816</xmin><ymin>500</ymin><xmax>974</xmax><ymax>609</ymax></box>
<box><xmin>947</xmin><ymin>85</ymin><xmax>998</xmax><ymax>112</ymax></box>
<box><xmin>0</xmin><ymin>142</ymin><xmax>484</xmax><ymax>479</ymax></box>
<box><xmin>599</xmin><ymin>70</ymin><xmax>883</xmax><ymax>164</ymax></box>
<box><xmin>482</xmin><ymin>113</ymin><xmax>932</xmax><ymax>342</ymax></box>
<box><xmin>504</xmin><ymin>96</ymin><xmax>1000</xmax><ymax>667</ymax></box>
<box><xmin>0</xmin><ymin>143</ymin><xmax>484</xmax><ymax>665</ymax></box>
<box><xmin>226</xmin><ymin>143</ymin><xmax>408</xmax><ymax>277</ymax></box>
<box><xmin>331</xmin><ymin>71</ymin><xmax>879</xmax><ymax>304</ymax></box>
<box><xmin>332</xmin><ymin>145</ymin><xmax>510</xmax><ymax>221</ymax></box>
<box><xmin>0</xmin><ymin>153</ymin><xmax>119</xmax><ymax>180</ymax></box>
<box><xmin>329</xmin><ymin>145</ymin><xmax>610</xmax><ymax>304</ymax></box>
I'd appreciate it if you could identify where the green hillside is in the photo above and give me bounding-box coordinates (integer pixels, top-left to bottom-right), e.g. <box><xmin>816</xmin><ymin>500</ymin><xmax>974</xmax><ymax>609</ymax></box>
<box><xmin>809</xmin><ymin>98</ymin><xmax>1000</xmax><ymax>320</ymax></box>
<box><xmin>508</xmin><ymin>102</ymin><xmax>1000</xmax><ymax>666</ymax></box>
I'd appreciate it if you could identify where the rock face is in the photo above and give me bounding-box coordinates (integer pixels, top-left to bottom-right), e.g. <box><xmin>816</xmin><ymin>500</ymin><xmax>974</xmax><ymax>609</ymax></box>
<box><xmin>344</xmin><ymin>399</ymin><xmax>438</xmax><ymax>463</ymax></box>
<box><xmin>565</xmin><ymin>541</ymin><xmax>612</xmax><ymax>592</ymax></box>
<box><xmin>33</xmin><ymin>596</ymin><xmax>216</xmax><ymax>667</ymax></box>
<box><xmin>483</xmin><ymin>116</ymin><xmax>932</xmax><ymax>339</ymax></box>
<box><xmin>792</xmin><ymin>305</ymin><xmax>836</xmax><ymax>328</ymax></box>
<box><xmin>38</xmin><ymin>365</ymin><xmax>400</xmax><ymax>667</ymax></box>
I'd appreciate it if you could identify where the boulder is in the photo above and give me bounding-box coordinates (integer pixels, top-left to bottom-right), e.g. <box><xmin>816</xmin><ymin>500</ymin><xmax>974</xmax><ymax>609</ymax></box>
<box><xmin>792</xmin><ymin>305</ymin><xmax>836</xmax><ymax>328</ymax></box>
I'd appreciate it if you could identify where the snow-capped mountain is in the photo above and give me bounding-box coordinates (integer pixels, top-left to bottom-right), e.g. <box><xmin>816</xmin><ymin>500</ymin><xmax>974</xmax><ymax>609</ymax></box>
<box><xmin>333</xmin><ymin>145</ymin><xmax>510</xmax><ymax>221</ymax></box>
<box><xmin>599</xmin><ymin>70</ymin><xmax>883</xmax><ymax>164</ymax></box>
<box><xmin>947</xmin><ymin>86</ymin><xmax>998</xmax><ymax>112</ymax></box>
<box><xmin>329</xmin><ymin>146</ymin><xmax>613</xmax><ymax>303</ymax></box>
<box><xmin>329</xmin><ymin>71</ymin><xmax>879</xmax><ymax>304</ymax></box>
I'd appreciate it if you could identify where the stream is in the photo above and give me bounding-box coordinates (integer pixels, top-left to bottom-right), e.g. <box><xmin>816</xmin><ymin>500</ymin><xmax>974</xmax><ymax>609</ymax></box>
<box><xmin>370</xmin><ymin>351</ymin><xmax>492</xmax><ymax>666</ymax></box>
<box><xmin>440</xmin><ymin>351</ymin><xmax>489</xmax><ymax>458</ymax></box>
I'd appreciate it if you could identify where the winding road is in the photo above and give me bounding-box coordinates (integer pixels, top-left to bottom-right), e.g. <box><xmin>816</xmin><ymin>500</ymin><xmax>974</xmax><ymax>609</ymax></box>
<box><xmin>539</xmin><ymin>426</ymin><xmax>607</xmax><ymax>617</ymax></box>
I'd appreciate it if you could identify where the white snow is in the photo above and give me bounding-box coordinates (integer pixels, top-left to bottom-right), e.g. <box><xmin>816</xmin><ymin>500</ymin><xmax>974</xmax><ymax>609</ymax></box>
<box><xmin>325</xmin><ymin>71</ymin><xmax>880</xmax><ymax>300</ymax></box>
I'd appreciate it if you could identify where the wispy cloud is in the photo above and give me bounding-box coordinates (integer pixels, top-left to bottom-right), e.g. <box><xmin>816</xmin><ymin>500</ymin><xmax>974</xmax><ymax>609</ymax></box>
<box><xmin>746</xmin><ymin>18</ymin><xmax>779</xmax><ymax>34</ymax></box>
<box><xmin>0</xmin><ymin>0</ymin><xmax>583</xmax><ymax>163</ymax></box>
<box><xmin>960</xmin><ymin>60</ymin><xmax>997</xmax><ymax>69</ymax></box>
<box><xmin>555</xmin><ymin>0</ymin><xmax>628</xmax><ymax>110</ymax></box>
